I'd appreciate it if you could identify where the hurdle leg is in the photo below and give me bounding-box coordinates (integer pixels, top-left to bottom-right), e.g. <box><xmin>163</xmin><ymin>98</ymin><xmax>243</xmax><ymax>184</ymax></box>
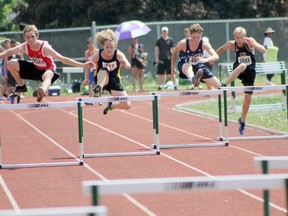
<box><xmin>77</xmin><ymin>99</ymin><xmax>84</xmax><ymax>165</ymax></box>
<box><xmin>92</xmin><ymin>185</ymin><xmax>99</xmax><ymax>206</ymax></box>
<box><xmin>262</xmin><ymin>161</ymin><xmax>270</xmax><ymax>216</ymax></box>
<box><xmin>223</xmin><ymin>90</ymin><xmax>229</xmax><ymax>145</ymax></box>
<box><xmin>153</xmin><ymin>95</ymin><xmax>160</xmax><ymax>154</ymax></box>
<box><xmin>17</xmin><ymin>95</ymin><xmax>20</xmax><ymax>104</ymax></box>
<box><xmin>218</xmin><ymin>94</ymin><xmax>223</xmax><ymax>141</ymax></box>
<box><xmin>285</xmin><ymin>85</ymin><xmax>288</xmax><ymax>119</ymax></box>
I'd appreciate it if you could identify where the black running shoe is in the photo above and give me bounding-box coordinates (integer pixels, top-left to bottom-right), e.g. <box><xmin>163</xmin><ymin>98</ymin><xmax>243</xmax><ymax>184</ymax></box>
<box><xmin>221</xmin><ymin>82</ymin><xmax>226</xmax><ymax>87</ymax></box>
<box><xmin>14</xmin><ymin>84</ymin><xmax>27</xmax><ymax>93</ymax></box>
<box><xmin>238</xmin><ymin>117</ymin><xmax>245</xmax><ymax>135</ymax></box>
<box><xmin>93</xmin><ymin>85</ymin><xmax>102</xmax><ymax>97</ymax></box>
<box><xmin>103</xmin><ymin>102</ymin><xmax>112</xmax><ymax>115</ymax></box>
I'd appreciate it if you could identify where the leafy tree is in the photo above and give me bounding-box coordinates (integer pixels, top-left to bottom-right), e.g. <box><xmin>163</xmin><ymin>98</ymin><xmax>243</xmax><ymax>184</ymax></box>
<box><xmin>0</xmin><ymin>0</ymin><xmax>27</xmax><ymax>31</ymax></box>
<box><xmin>10</xmin><ymin>0</ymin><xmax>288</xmax><ymax>29</ymax></box>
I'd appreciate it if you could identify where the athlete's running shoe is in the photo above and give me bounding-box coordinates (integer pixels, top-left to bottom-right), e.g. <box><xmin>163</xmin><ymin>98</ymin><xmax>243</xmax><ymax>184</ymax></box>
<box><xmin>103</xmin><ymin>102</ymin><xmax>112</xmax><ymax>115</ymax></box>
<box><xmin>14</xmin><ymin>84</ymin><xmax>27</xmax><ymax>92</ymax></box>
<box><xmin>93</xmin><ymin>85</ymin><xmax>102</xmax><ymax>97</ymax></box>
<box><xmin>192</xmin><ymin>70</ymin><xmax>203</xmax><ymax>87</ymax></box>
<box><xmin>238</xmin><ymin>117</ymin><xmax>245</xmax><ymax>135</ymax></box>
<box><xmin>36</xmin><ymin>88</ymin><xmax>45</xmax><ymax>102</ymax></box>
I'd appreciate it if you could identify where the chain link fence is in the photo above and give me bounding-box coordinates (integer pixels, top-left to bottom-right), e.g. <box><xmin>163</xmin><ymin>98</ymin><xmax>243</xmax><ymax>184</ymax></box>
<box><xmin>1</xmin><ymin>17</ymin><xmax>287</xmax><ymax>90</ymax></box>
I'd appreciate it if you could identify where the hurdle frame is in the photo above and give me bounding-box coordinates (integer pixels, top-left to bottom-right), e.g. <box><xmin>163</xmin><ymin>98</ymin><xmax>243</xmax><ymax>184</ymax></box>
<box><xmin>0</xmin><ymin>101</ymin><xmax>84</xmax><ymax>169</ymax></box>
<box><xmin>82</xmin><ymin>174</ymin><xmax>288</xmax><ymax>216</ymax></box>
<box><xmin>254</xmin><ymin>156</ymin><xmax>288</xmax><ymax>216</ymax></box>
<box><xmin>150</xmin><ymin>89</ymin><xmax>229</xmax><ymax>149</ymax></box>
<box><xmin>227</xmin><ymin>85</ymin><xmax>288</xmax><ymax>114</ymax></box>
<box><xmin>78</xmin><ymin>94</ymin><xmax>160</xmax><ymax>158</ymax></box>
<box><xmin>222</xmin><ymin>85</ymin><xmax>288</xmax><ymax>141</ymax></box>
<box><xmin>0</xmin><ymin>206</ymin><xmax>107</xmax><ymax>216</ymax></box>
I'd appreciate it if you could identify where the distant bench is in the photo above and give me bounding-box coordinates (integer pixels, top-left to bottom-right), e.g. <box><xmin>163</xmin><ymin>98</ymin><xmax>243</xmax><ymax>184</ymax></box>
<box><xmin>218</xmin><ymin>61</ymin><xmax>287</xmax><ymax>86</ymax></box>
<box><xmin>57</xmin><ymin>67</ymin><xmax>84</xmax><ymax>90</ymax></box>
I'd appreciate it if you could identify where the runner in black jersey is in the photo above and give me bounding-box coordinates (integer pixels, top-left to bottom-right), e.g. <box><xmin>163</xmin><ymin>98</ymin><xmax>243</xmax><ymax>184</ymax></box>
<box><xmin>216</xmin><ymin>26</ymin><xmax>265</xmax><ymax>135</ymax></box>
<box><xmin>83</xmin><ymin>29</ymin><xmax>131</xmax><ymax>115</ymax></box>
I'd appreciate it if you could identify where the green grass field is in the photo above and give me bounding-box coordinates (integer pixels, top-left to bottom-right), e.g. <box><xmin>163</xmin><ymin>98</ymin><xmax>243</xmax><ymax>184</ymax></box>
<box><xmin>184</xmin><ymin>94</ymin><xmax>288</xmax><ymax>133</ymax></box>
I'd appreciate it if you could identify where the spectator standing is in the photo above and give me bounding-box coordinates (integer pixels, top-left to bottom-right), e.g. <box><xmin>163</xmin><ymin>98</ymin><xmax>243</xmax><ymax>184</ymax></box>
<box><xmin>154</xmin><ymin>26</ymin><xmax>177</xmax><ymax>90</ymax></box>
<box><xmin>84</xmin><ymin>37</ymin><xmax>98</xmax><ymax>97</ymax></box>
<box><xmin>5</xmin><ymin>40</ymin><xmax>24</xmax><ymax>98</ymax></box>
<box><xmin>1</xmin><ymin>39</ymin><xmax>10</xmax><ymax>98</ymax></box>
<box><xmin>263</xmin><ymin>27</ymin><xmax>277</xmax><ymax>85</ymax></box>
<box><xmin>128</xmin><ymin>38</ymin><xmax>146</xmax><ymax>92</ymax></box>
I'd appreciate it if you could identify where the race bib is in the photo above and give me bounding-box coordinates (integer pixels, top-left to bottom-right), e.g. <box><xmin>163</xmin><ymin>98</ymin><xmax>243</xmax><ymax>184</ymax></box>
<box><xmin>238</xmin><ymin>56</ymin><xmax>252</xmax><ymax>66</ymax></box>
<box><xmin>102</xmin><ymin>61</ymin><xmax>117</xmax><ymax>71</ymax></box>
<box><xmin>31</xmin><ymin>57</ymin><xmax>47</xmax><ymax>68</ymax></box>
<box><xmin>189</xmin><ymin>54</ymin><xmax>201</xmax><ymax>65</ymax></box>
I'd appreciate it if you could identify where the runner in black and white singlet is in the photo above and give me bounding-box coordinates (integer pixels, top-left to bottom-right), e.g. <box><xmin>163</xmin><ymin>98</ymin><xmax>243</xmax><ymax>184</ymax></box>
<box><xmin>233</xmin><ymin>41</ymin><xmax>256</xmax><ymax>87</ymax></box>
<box><xmin>216</xmin><ymin>26</ymin><xmax>265</xmax><ymax>135</ymax></box>
<box><xmin>95</xmin><ymin>49</ymin><xmax>123</xmax><ymax>92</ymax></box>
<box><xmin>82</xmin><ymin>29</ymin><xmax>131</xmax><ymax>115</ymax></box>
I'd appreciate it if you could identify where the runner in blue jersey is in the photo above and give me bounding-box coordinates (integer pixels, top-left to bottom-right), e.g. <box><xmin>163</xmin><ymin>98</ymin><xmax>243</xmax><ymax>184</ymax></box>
<box><xmin>82</xmin><ymin>29</ymin><xmax>131</xmax><ymax>115</ymax></box>
<box><xmin>216</xmin><ymin>26</ymin><xmax>265</xmax><ymax>135</ymax></box>
<box><xmin>172</xmin><ymin>24</ymin><xmax>222</xmax><ymax>88</ymax></box>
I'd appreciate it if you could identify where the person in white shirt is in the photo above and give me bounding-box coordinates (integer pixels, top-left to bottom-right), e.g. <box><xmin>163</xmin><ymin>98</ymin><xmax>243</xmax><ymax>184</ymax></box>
<box><xmin>263</xmin><ymin>27</ymin><xmax>275</xmax><ymax>85</ymax></box>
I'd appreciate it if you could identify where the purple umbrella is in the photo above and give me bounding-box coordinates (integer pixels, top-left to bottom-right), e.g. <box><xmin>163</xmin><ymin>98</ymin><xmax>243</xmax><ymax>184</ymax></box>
<box><xmin>115</xmin><ymin>20</ymin><xmax>151</xmax><ymax>40</ymax></box>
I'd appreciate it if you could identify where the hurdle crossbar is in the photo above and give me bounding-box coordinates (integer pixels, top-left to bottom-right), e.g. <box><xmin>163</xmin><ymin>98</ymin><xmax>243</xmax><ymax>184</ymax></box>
<box><xmin>224</xmin><ymin>84</ymin><xmax>287</xmax><ymax>113</ymax></box>
<box><xmin>82</xmin><ymin>174</ymin><xmax>288</xmax><ymax>216</ymax></box>
<box><xmin>0</xmin><ymin>206</ymin><xmax>107</xmax><ymax>216</ymax></box>
<box><xmin>150</xmin><ymin>89</ymin><xmax>229</xmax><ymax>149</ymax></box>
<box><xmin>255</xmin><ymin>156</ymin><xmax>288</xmax><ymax>170</ymax></box>
<box><xmin>78</xmin><ymin>95</ymin><xmax>160</xmax><ymax>158</ymax></box>
<box><xmin>0</xmin><ymin>101</ymin><xmax>84</xmax><ymax>169</ymax></box>
<box><xmin>254</xmin><ymin>156</ymin><xmax>288</xmax><ymax>216</ymax></box>
<box><xmin>222</xmin><ymin>85</ymin><xmax>288</xmax><ymax>141</ymax></box>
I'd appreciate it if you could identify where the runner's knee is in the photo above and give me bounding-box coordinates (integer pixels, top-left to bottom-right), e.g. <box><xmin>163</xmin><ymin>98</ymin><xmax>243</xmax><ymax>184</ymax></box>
<box><xmin>42</xmin><ymin>70</ymin><xmax>54</xmax><ymax>80</ymax></box>
<box><xmin>7</xmin><ymin>59</ymin><xmax>19</xmax><ymax>71</ymax></box>
<box><xmin>239</xmin><ymin>63</ymin><xmax>247</xmax><ymax>70</ymax></box>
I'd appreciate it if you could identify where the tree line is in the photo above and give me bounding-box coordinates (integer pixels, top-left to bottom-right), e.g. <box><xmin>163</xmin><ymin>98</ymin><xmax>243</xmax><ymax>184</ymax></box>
<box><xmin>1</xmin><ymin>0</ymin><xmax>288</xmax><ymax>31</ymax></box>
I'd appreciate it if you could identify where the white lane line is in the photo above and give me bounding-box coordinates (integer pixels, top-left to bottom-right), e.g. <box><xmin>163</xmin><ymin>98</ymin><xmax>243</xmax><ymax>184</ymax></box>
<box><xmin>1</xmin><ymin>109</ymin><xmax>156</xmax><ymax>216</ymax></box>
<box><xmin>69</xmin><ymin>107</ymin><xmax>287</xmax><ymax>213</ymax></box>
<box><xmin>1</xmin><ymin>105</ymin><xmax>286</xmax><ymax>214</ymax></box>
<box><xmin>0</xmin><ymin>175</ymin><xmax>20</xmax><ymax>211</ymax></box>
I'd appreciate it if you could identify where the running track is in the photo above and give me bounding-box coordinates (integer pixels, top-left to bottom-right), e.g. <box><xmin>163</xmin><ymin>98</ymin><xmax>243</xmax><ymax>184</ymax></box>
<box><xmin>0</xmin><ymin>92</ymin><xmax>287</xmax><ymax>216</ymax></box>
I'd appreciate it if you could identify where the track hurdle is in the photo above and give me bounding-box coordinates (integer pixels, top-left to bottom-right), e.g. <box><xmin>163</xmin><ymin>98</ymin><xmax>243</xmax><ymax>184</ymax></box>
<box><xmin>150</xmin><ymin>89</ymin><xmax>229</xmax><ymax>149</ymax></box>
<box><xmin>225</xmin><ymin>85</ymin><xmax>287</xmax><ymax>113</ymax></box>
<box><xmin>0</xmin><ymin>101</ymin><xmax>84</xmax><ymax>169</ymax></box>
<box><xmin>82</xmin><ymin>174</ymin><xmax>288</xmax><ymax>216</ymax></box>
<box><xmin>222</xmin><ymin>85</ymin><xmax>288</xmax><ymax>141</ymax></box>
<box><xmin>78</xmin><ymin>94</ymin><xmax>160</xmax><ymax>157</ymax></box>
<box><xmin>255</xmin><ymin>156</ymin><xmax>288</xmax><ymax>216</ymax></box>
<box><xmin>0</xmin><ymin>206</ymin><xmax>107</xmax><ymax>216</ymax></box>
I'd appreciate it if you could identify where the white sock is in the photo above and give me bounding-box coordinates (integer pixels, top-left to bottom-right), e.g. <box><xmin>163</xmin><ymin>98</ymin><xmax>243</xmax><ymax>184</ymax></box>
<box><xmin>187</xmin><ymin>74</ymin><xmax>194</xmax><ymax>81</ymax></box>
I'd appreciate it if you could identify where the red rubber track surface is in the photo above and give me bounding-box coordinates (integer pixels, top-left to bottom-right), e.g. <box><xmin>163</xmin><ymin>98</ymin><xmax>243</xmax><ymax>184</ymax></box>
<box><xmin>0</xmin><ymin>93</ymin><xmax>287</xmax><ymax>216</ymax></box>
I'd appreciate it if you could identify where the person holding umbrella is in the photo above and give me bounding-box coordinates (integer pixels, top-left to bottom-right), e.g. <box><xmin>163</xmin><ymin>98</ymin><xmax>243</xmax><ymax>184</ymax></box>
<box><xmin>82</xmin><ymin>29</ymin><xmax>131</xmax><ymax>115</ymax></box>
